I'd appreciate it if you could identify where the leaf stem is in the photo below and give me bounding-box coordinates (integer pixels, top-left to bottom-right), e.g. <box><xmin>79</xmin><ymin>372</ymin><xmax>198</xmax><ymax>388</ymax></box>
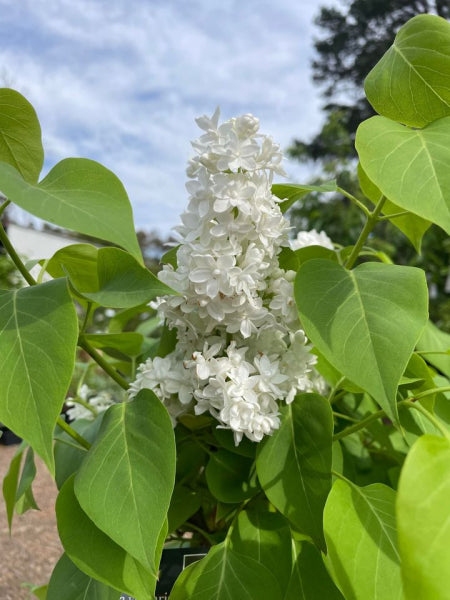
<box><xmin>184</xmin><ymin>521</ymin><xmax>216</xmax><ymax>545</ymax></box>
<box><xmin>0</xmin><ymin>222</ymin><xmax>37</xmax><ymax>286</ymax></box>
<box><xmin>378</xmin><ymin>211</ymin><xmax>410</xmax><ymax>221</ymax></box>
<box><xmin>337</xmin><ymin>186</ymin><xmax>371</xmax><ymax>218</ymax></box>
<box><xmin>56</xmin><ymin>417</ymin><xmax>91</xmax><ymax>450</ymax></box>
<box><xmin>345</xmin><ymin>195</ymin><xmax>386</xmax><ymax>269</ymax></box>
<box><xmin>333</xmin><ymin>394</ymin><xmax>450</xmax><ymax>442</ymax></box>
<box><xmin>0</xmin><ymin>199</ymin><xmax>11</xmax><ymax>217</ymax></box>
<box><xmin>78</xmin><ymin>337</ymin><xmax>129</xmax><ymax>391</ymax></box>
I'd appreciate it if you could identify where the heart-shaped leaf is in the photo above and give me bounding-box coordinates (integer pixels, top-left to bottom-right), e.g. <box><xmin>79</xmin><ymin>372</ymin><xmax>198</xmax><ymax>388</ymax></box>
<box><xmin>358</xmin><ymin>163</ymin><xmax>430</xmax><ymax>253</ymax></box>
<box><xmin>0</xmin><ymin>158</ymin><xmax>142</xmax><ymax>260</ymax></box>
<box><xmin>47</xmin><ymin>244</ymin><xmax>176</xmax><ymax>308</ymax></box>
<box><xmin>256</xmin><ymin>393</ymin><xmax>333</xmax><ymax>550</ymax></box>
<box><xmin>397</xmin><ymin>434</ymin><xmax>450</xmax><ymax>600</ymax></box>
<box><xmin>272</xmin><ymin>181</ymin><xmax>337</xmax><ymax>213</ymax></box>
<box><xmin>74</xmin><ymin>390</ymin><xmax>176</xmax><ymax>576</ymax></box>
<box><xmin>356</xmin><ymin>115</ymin><xmax>450</xmax><ymax>234</ymax></box>
<box><xmin>0</xmin><ymin>279</ymin><xmax>78</xmax><ymax>472</ymax></box>
<box><xmin>0</xmin><ymin>88</ymin><xmax>43</xmax><ymax>182</ymax></box>
<box><xmin>365</xmin><ymin>14</ymin><xmax>450</xmax><ymax>128</ymax></box>
<box><xmin>295</xmin><ymin>260</ymin><xmax>428</xmax><ymax>421</ymax></box>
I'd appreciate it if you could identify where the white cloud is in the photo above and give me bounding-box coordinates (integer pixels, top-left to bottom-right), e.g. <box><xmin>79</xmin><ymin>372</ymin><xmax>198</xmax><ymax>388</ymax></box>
<box><xmin>0</xmin><ymin>0</ymin><xmax>330</xmax><ymax>234</ymax></box>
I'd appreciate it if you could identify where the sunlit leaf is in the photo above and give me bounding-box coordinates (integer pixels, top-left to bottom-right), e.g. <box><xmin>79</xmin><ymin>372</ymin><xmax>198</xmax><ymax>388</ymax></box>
<box><xmin>295</xmin><ymin>260</ymin><xmax>428</xmax><ymax>421</ymax></box>
<box><xmin>365</xmin><ymin>14</ymin><xmax>450</xmax><ymax>127</ymax></box>
<box><xmin>397</xmin><ymin>434</ymin><xmax>450</xmax><ymax>600</ymax></box>
<box><xmin>356</xmin><ymin>115</ymin><xmax>450</xmax><ymax>234</ymax></box>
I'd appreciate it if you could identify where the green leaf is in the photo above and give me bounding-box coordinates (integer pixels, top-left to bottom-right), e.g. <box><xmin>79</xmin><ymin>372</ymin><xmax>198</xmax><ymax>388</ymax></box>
<box><xmin>15</xmin><ymin>446</ymin><xmax>39</xmax><ymax>514</ymax></box>
<box><xmin>397</xmin><ymin>434</ymin><xmax>450</xmax><ymax>600</ymax></box>
<box><xmin>212</xmin><ymin>428</ymin><xmax>256</xmax><ymax>458</ymax></box>
<box><xmin>56</xmin><ymin>475</ymin><xmax>154</xmax><ymax>599</ymax></box>
<box><xmin>278</xmin><ymin>245</ymin><xmax>337</xmax><ymax>272</ymax></box>
<box><xmin>170</xmin><ymin>540</ymin><xmax>283</xmax><ymax>600</ymax></box>
<box><xmin>167</xmin><ymin>485</ymin><xmax>201</xmax><ymax>533</ymax></box>
<box><xmin>272</xmin><ymin>181</ymin><xmax>337</xmax><ymax>213</ymax></box>
<box><xmin>358</xmin><ymin>163</ymin><xmax>430</xmax><ymax>253</ymax></box>
<box><xmin>365</xmin><ymin>14</ymin><xmax>450</xmax><ymax>128</ymax></box>
<box><xmin>229</xmin><ymin>506</ymin><xmax>292</xmax><ymax>596</ymax></box>
<box><xmin>29</xmin><ymin>584</ymin><xmax>48</xmax><ymax>600</ymax></box>
<box><xmin>0</xmin><ymin>279</ymin><xmax>78</xmax><ymax>472</ymax></box>
<box><xmin>416</xmin><ymin>320</ymin><xmax>450</xmax><ymax>378</ymax></box>
<box><xmin>48</xmin><ymin>244</ymin><xmax>176</xmax><ymax>308</ymax></box>
<box><xmin>54</xmin><ymin>416</ymin><xmax>104</xmax><ymax>489</ymax></box>
<box><xmin>295</xmin><ymin>260</ymin><xmax>428</xmax><ymax>421</ymax></box>
<box><xmin>324</xmin><ymin>479</ymin><xmax>402</xmax><ymax>600</ymax></box>
<box><xmin>84</xmin><ymin>332</ymin><xmax>144</xmax><ymax>359</ymax></box>
<box><xmin>285</xmin><ymin>542</ymin><xmax>344</xmax><ymax>600</ymax></box>
<box><xmin>74</xmin><ymin>390</ymin><xmax>176</xmax><ymax>575</ymax></box>
<box><xmin>0</xmin><ymin>158</ymin><xmax>142</xmax><ymax>260</ymax></box>
<box><xmin>205</xmin><ymin>449</ymin><xmax>259</xmax><ymax>503</ymax></box>
<box><xmin>161</xmin><ymin>245</ymin><xmax>180</xmax><ymax>268</ymax></box>
<box><xmin>47</xmin><ymin>554</ymin><xmax>118</xmax><ymax>600</ymax></box>
<box><xmin>2</xmin><ymin>441</ymin><xmax>26</xmax><ymax>530</ymax></box>
<box><xmin>256</xmin><ymin>393</ymin><xmax>333</xmax><ymax>550</ymax></box>
<box><xmin>0</xmin><ymin>88</ymin><xmax>43</xmax><ymax>182</ymax></box>
<box><xmin>356</xmin><ymin>115</ymin><xmax>450</xmax><ymax>234</ymax></box>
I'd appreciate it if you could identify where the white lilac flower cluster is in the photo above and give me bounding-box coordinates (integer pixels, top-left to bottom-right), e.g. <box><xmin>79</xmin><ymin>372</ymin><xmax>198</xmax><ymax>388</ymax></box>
<box><xmin>66</xmin><ymin>384</ymin><xmax>114</xmax><ymax>421</ymax></box>
<box><xmin>129</xmin><ymin>110</ymin><xmax>329</xmax><ymax>444</ymax></box>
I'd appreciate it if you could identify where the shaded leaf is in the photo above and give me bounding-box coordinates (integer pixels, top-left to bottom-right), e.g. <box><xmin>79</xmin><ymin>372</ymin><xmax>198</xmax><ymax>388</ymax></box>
<box><xmin>273</xmin><ymin>181</ymin><xmax>337</xmax><ymax>213</ymax></box>
<box><xmin>205</xmin><ymin>449</ymin><xmax>259</xmax><ymax>503</ymax></box>
<box><xmin>416</xmin><ymin>320</ymin><xmax>450</xmax><ymax>378</ymax></box>
<box><xmin>2</xmin><ymin>441</ymin><xmax>26</xmax><ymax>530</ymax></box>
<box><xmin>47</xmin><ymin>553</ymin><xmax>118</xmax><ymax>600</ymax></box>
<box><xmin>256</xmin><ymin>393</ymin><xmax>333</xmax><ymax>550</ymax></box>
<box><xmin>285</xmin><ymin>541</ymin><xmax>344</xmax><ymax>600</ymax></box>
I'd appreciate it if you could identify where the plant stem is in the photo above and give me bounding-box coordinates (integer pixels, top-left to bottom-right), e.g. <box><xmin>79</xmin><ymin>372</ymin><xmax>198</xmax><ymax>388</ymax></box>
<box><xmin>184</xmin><ymin>521</ymin><xmax>216</xmax><ymax>545</ymax></box>
<box><xmin>56</xmin><ymin>417</ymin><xmax>91</xmax><ymax>450</ymax></box>
<box><xmin>78</xmin><ymin>337</ymin><xmax>129</xmax><ymax>391</ymax></box>
<box><xmin>81</xmin><ymin>302</ymin><xmax>93</xmax><ymax>333</ymax></box>
<box><xmin>333</xmin><ymin>408</ymin><xmax>386</xmax><ymax>441</ymax></box>
<box><xmin>0</xmin><ymin>199</ymin><xmax>11</xmax><ymax>217</ymax></box>
<box><xmin>337</xmin><ymin>186</ymin><xmax>371</xmax><ymax>218</ymax></box>
<box><xmin>406</xmin><ymin>400</ymin><xmax>450</xmax><ymax>439</ymax></box>
<box><xmin>0</xmin><ymin>222</ymin><xmax>37</xmax><ymax>286</ymax></box>
<box><xmin>345</xmin><ymin>195</ymin><xmax>386</xmax><ymax>270</ymax></box>
<box><xmin>378</xmin><ymin>211</ymin><xmax>410</xmax><ymax>220</ymax></box>
<box><xmin>333</xmin><ymin>394</ymin><xmax>450</xmax><ymax>442</ymax></box>
<box><xmin>332</xmin><ymin>411</ymin><xmax>359</xmax><ymax>423</ymax></box>
<box><xmin>70</xmin><ymin>395</ymin><xmax>98</xmax><ymax>417</ymax></box>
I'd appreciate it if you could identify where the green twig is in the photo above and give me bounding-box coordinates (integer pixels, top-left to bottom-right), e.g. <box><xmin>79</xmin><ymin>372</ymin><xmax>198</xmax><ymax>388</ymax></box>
<box><xmin>56</xmin><ymin>417</ymin><xmax>91</xmax><ymax>450</ymax></box>
<box><xmin>184</xmin><ymin>521</ymin><xmax>216</xmax><ymax>545</ymax></box>
<box><xmin>345</xmin><ymin>195</ymin><xmax>386</xmax><ymax>270</ymax></box>
<box><xmin>333</xmin><ymin>394</ymin><xmax>450</xmax><ymax>442</ymax></box>
<box><xmin>378</xmin><ymin>211</ymin><xmax>410</xmax><ymax>221</ymax></box>
<box><xmin>337</xmin><ymin>187</ymin><xmax>371</xmax><ymax>218</ymax></box>
<box><xmin>79</xmin><ymin>337</ymin><xmax>129</xmax><ymax>391</ymax></box>
<box><xmin>0</xmin><ymin>222</ymin><xmax>37</xmax><ymax>286</ymax></box>
<box><xmin>0</xmin><ymin>199</ymin><xmax>11</xmax><ymax>217</ymax></box>
<box><xmin>81</xmin><ymin>302</ymin><xmax>93</xmax><ymax>333</ymax></box>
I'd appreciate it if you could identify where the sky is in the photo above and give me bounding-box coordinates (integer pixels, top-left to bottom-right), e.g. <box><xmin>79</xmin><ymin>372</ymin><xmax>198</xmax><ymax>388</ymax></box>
<box><xmin>0</xmin><ymin>0</ymin><xmax>333</xmax><ymax>235</ymax></box>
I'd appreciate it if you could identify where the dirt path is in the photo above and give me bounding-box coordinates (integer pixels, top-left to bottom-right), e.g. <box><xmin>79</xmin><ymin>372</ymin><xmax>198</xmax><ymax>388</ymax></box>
<box><xmin>0</xmin><ymin>444</ymin><xmax>62</xmax><ymax>600</ymax></box>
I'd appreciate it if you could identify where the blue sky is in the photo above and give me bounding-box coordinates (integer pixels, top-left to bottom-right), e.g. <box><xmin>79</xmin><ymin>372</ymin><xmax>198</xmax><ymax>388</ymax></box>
<box><xmin>0</xmin><ymin>0</ymin><xmax>332</xmax><ymax>235</ymax></box>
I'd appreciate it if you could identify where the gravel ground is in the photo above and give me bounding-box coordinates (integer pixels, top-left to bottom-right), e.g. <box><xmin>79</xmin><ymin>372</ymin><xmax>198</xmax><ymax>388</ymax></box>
<box><xmin>0</xmin><ymin>444</ymin><xmax>62</xmax><ymax>600</ymax></box>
